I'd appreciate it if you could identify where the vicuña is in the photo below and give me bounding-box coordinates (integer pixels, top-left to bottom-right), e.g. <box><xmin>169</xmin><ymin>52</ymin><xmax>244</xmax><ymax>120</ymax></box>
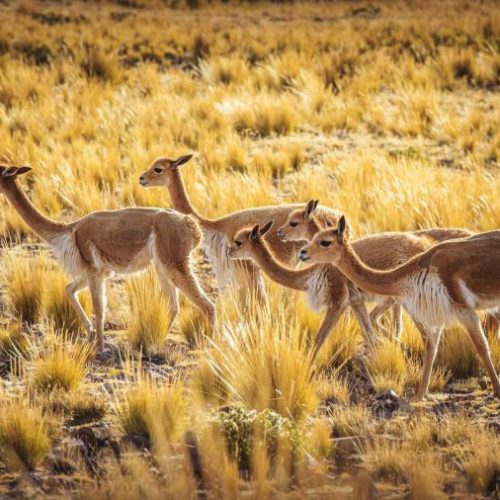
<box><xmin>139</xmin><ymin>155</ymin><xmax>344</xmax><ymax>302</ymax></box>
<box><xmin>0</xmin><ymin>165</ymin><xmax>215</xmax><ymax>354</ymax></box>
<box><xmin>300</xmin><ymin>216</ymin><xmax>500</xmax><ymax>400</ymax></box>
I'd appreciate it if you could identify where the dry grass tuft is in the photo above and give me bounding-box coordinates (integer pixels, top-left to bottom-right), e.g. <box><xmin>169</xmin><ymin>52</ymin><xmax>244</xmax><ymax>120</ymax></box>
<box><xmin>178</xmin><ymin>296</ymin><xmax>212</xmax><ymax>346</ymax></box>
<box><xmin>31</xmin><ymin>332</ymin><xmax>92</xmax><ymax>392</ymax></box>
<box><xmin>117</xmin><ymin>377</ymin><xmax>186</xmax><ymax>444</ymax></box>
<box><xmin>125</xmin><ymin>269</ymin><xmax>172</xmax><ymax>355</ymax></box>
<box><xmin>206</xmin><ymin>306</ymin><xmax>318</xmax><ymax>420</ymax></box>
<box><xmin>0</xmin><ymin>400</ymin><xmax>52</xmax><ymax>471</ymax></box>
<box><xmin>458</xmin><ymin>429</ymin><xmax>500</xmax><ymax>494</ymax></box>
<box><xmin>2</xmin><ymin>253</ymin><xmax>46</xmax><ymax>324</ymax></box>
<box><xmin>68</xmin><ymin>391</ymin><xmax>107</xmax><ymax>425</ymax></box>
<box><xmin>0</xmin><ymin>321</ymin><xmax>28</xmax><ymax>355</ymax></box>
<box><xmin>407</xmin><ymin>454</ymin><xmax>446</xmax><ymax>500</ymax></box>
<box><xmin>329</xmin><ymin>405</ymin><xmax>371</xmax><ymax>438</ymax></box>
<box><xmin>365</xmin><ymin>338</ymin><xmax>407</xmax><ymax>394</ymax></box>
<box><xmin>438</xmin><ymin>328</ymin><xmax>480</xmax><ymax>379</ymax></box>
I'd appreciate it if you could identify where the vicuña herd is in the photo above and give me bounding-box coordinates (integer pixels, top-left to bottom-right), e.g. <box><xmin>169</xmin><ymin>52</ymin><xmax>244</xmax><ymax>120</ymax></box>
<box><xmin>1</xmin><ymin>155</ymin><xmax>499</xmax><ymax>402</ymax></box>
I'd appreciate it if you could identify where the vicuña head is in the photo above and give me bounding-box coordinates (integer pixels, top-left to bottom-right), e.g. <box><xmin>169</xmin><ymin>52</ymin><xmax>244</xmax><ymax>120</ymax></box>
<box><xmin>228</xmin><ymin>221</ymin><xmax>274</xmax><ymax>260</ymax></box>
<box><xmin>0</xmin><ymin>165</ymin><xmax>32</xmax><ymax>186</ymax></box>
<box><xmin>299</xmin><ymin>215</ymin><xmax>347</xmax><ymax>264</ymax></box>
<box><xmin>139</xmin><ymin>154</ymin><xmax>193</xmax><ymax>188</ymax></box>
<box><xmin>277</xmin><ymin>199</ymin><xmax>320</xmax><ymax>242</ymax></box>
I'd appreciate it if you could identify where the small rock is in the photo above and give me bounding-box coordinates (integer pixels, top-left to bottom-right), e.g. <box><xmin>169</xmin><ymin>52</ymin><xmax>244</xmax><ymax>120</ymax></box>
<box><xmin>372</xmin><ymin>389</ymin><xmax>401</xmax><ymax>418</ymax></box>
<box><xmin>71</xmin><ymin>426</ymin><xmax>119</xmax><ymax>457</ymax></box>
<box><xmin>487</xmin><ymin>470</ymin><xmax>500</xmax><ymax>495</ymax></box>
<box><xmin>143</xmin><ymin>353</ymin><xmax>167</xmax><ymax>365</ymax></box>
<box><xmin>46</xmin><ymin>451</ymin><xmax>78</xmax><ymax>475</ymax></box>
<box><xmin>320</xmin><ymin>396</ymin><xmax>341</xmax><ymax>412</ymax></box>
<box><xmin>120</xmin><ymin>434</ymin><xmax>150</xmax><ymax>451</ymax></box>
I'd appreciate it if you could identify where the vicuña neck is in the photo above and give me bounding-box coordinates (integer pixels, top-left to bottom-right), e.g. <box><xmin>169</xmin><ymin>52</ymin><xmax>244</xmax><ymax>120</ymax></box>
<box><xmin>336</xmin><ymin>243</ymin><xmax>409</xmax><ymax>297</ymax></box>
<box><xmin>251</xmin><ymin>239</ymin><xmax>311</xmax><ymax>291</ymax></box>
<box><xmin>167</xmin><ymin>169</ymin><xmax>219</xmax><ymax>231</ymax></box>
<box><xmin>3</xmin><ymin>181</ymin><xmax>66</xmax><ymax>241</ymax></box>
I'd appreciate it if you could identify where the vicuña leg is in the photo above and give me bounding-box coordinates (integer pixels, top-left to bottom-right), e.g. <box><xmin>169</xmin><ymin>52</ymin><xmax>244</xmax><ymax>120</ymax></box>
<box><xmin>391</xmin><ymin>303</ymin><xmax>403</xmax><ymax>341</ymax></box>
<box><xmin>415</xmin><ymin>321</ymin><xmax>443</xmax><ymax>400</ymax></box>
<box><xmin>351</xmin><ymin>302</ymin><xmax>376</xmax><ymax>344</ymax></box>
<box><xmin>89</xmin><ymin>274</ymin><xmax>106</xmax><ymax>352</ymax></box>
<box><xmin>369</xmin><ymin>299</ymin><xmax>392</xmax><ymax>329</ymax></box>
<box><xmin>154</xmin><ymin>261</ymin><xmax>180</xmax><ymax>332</ymax></box>
<box><xmin>169</xmin><ymin>260</ymin><xmax>216</xmax><ymax>329</ymax></box>
<box><xmin>312</xmin><ymin>302</ymin><xmax>346</xmax><ymax>360</ymax></box>
<box><xmin>369</xmin><ymin>299</ymin><xmax>402</xmax><ymax>341</ymax></box>
<box><xmin>65</xmin><ymin>276</ymin><xmax>92</xmax><ymax>334</ymax></box>
<box><xmin>460</xmin><ymin>310</ymin><xmax>500</xmax><ymax>398</ymax></box>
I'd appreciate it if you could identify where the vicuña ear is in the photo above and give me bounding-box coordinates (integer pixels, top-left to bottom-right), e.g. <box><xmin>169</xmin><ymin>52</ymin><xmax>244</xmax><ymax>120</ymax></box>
<box><xmin>172</xmin><ymin>154</ymin><xmax>193</xmax><ymax>168</ymax></box>
<box><xmin>260</xmin><ymin>220</ymin><xmax>273</xmax><ymax>236</ymax></box>
<box><xmin>250</xmin><ymin>224</ymin><xmax>260</xmax><ymax>241</ymax></box>
<box><xmin>337</xmin><ymin>215</ymin><xmax>346</xmax><ymax>239</ymax></box>
<box><xmin>16</xmin><ymin>166</ymin><xmax>32</xmax><ymax>176</ymax></box>
<box><xmin>304</xmin><ymin>199</ymin><xmax>316</xmax><ymax>219</ymax></box>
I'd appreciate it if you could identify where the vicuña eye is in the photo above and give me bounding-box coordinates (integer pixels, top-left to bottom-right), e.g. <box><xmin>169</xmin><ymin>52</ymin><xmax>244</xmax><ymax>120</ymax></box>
<box><xmin>235</xmin><ymin>241</ymin><xmax>242</xmax><ymax>247</ymax></box>
<box><xmin>154</xmin><ymin>167</ymin><xmax>164</xmax><ymax>174</ymax></box>
<box><xmin>320</xmin><ymin>240</ymin><xmax>331</xmax><ymax>247</ymax></box>
<box><xmin>290</xmin><ymin>222</ymin><xmax>298</xmax><ymax>227</ymax></box>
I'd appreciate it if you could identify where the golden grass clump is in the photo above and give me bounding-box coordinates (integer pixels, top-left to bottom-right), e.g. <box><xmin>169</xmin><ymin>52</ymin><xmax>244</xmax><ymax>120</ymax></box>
<box><xmin>407</xmin><ymin>454</ymin><xmax>446</xmax><ymax>500</ymax></box>
<box><xmin>458</xmin><ymin>430</ymin><xmax>500</xmax><ymax>494</ymax></box>
<box><xmin>232</xmin><ymin>99</ymin><xmax>298</xmax><ymax>137</ymax></box>
<box><xmin>0</xmin><ymin>321</ymin><xmax>28</xmax><ymax>355</ymax></box>
<box><xmin>205</xmin><ymin>305</ymin><xmax>318</xmax><ymax>420</ymax></box>
<box><xmin>125</xmin><ymin>269</ymin><xmax>172</xmax><ymax>355</ymax></box>
<box><xmin>1</xmin><ymin>252</ymin><xmax>46</xmax><ymax>324</ymax></box>
<box><xmin>0</xmin><ymin>400</ymin><xmax>52</xmax><ymax>471</ymax></box>
<box><xmin>316</xmin><ymin>373</ymin><xmax>350</xmax><ymax>405</ymax></box>
<box><xmin>67</xmin><ymin>390</ymin><xmax>107</xmax><ymax>425</ymax></box>
<box><xmin>177</xmin><ymin>296</ymin><xmax>212</xmax><ymax>346</ymax></box>
<box><xmin>362</xmin><ymin>437</ymin><xmax>411</xmax><ymax>483</ymax></box>
<box><xmin>31</xmin><ymin>333</ymin><xmax>92</xmax><ymax>392</ymax></box>
<box><xmin>329</xmin><ymin>405</ymin><xmax>371</xmax><ymax>438</ymax></box>
<box><xmin>365</xmin><ymin>338</ymin><xmax>407</xmax><ymax>393</ymax></box>
<box><xmin>117</xmin><ymin>377</ymin><xmax>186</xmax><ymax>444</ymax></box>
<box><xmin>437</xmin><ymin>328</ymin><xmax>481</xmax><ymax>379</ymax></box>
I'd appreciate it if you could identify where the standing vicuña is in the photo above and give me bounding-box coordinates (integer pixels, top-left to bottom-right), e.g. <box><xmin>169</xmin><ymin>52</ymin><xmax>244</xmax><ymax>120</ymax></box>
<box><xmin>277</xmin><ymin>199</ymin><xmax>474</xmax><ymax>337</ymax></box>
<box><xmin>0</xmin><ymin>165</ymin><xmax>215</xmax><ymax>353</ymax></box>
<box><xmin>139</xmin><ymin>155</ymin><xmax>345</xmax><ymax>302</ymax></box>
<box><xmin>229</xmin><ymin>221</ymin><xmax>450</xmax><ymax>356</ymax></box>
<box><xmin>300</xmin><ymin>216</ymin><xmax>500</xmax><ymax>400</ymax></box>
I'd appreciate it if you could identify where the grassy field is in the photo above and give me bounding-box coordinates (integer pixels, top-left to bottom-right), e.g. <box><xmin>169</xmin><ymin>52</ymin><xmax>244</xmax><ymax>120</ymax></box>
<box><xmin>0</xmin><ymin>0</ymin><xmax>499</xmax><ymax>498</ymax></box>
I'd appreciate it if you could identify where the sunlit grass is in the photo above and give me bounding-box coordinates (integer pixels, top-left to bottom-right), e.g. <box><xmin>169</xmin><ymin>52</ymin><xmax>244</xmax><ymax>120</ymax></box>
<box><xmin>125</xmin><ymin>269</ymin><xmax>172</xmax><ymax>355</ymax></box>
<box><xmin>0</xmin><ymin>399</ymin><xmax>53</xmax><ymax>471</ymax></box>
<box><xmin>31</xmin><ymin>331</ymin><xmax>92</xmax><ymax>393</ymax></box>
<box><xmin>205</xmin><ymin>305</ymin><xmax>318</xmax><ymax>420</ymax></box>
<box><xmin>365</xmin><ymin>338</ymin><xmax>408</xmax><ymax>394</ymax></box>
<box><xmin>0</xmin><ymin>321</ymin><xmax>28</xmax><ymax>356</ymax></box>
<box><xmin>1</xmin><ymin>252</ymin><xmax>46</xmax><ymax>324</ymax></box>
<box><xmin>0</xmin><ymin>0</ymin><xmax>498</xmax><ymax>497</ymax></box>
<box><xmin>117</xmin><ymin>376</ymin><xmax>186</xmax><ymax>444</ymax></box>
